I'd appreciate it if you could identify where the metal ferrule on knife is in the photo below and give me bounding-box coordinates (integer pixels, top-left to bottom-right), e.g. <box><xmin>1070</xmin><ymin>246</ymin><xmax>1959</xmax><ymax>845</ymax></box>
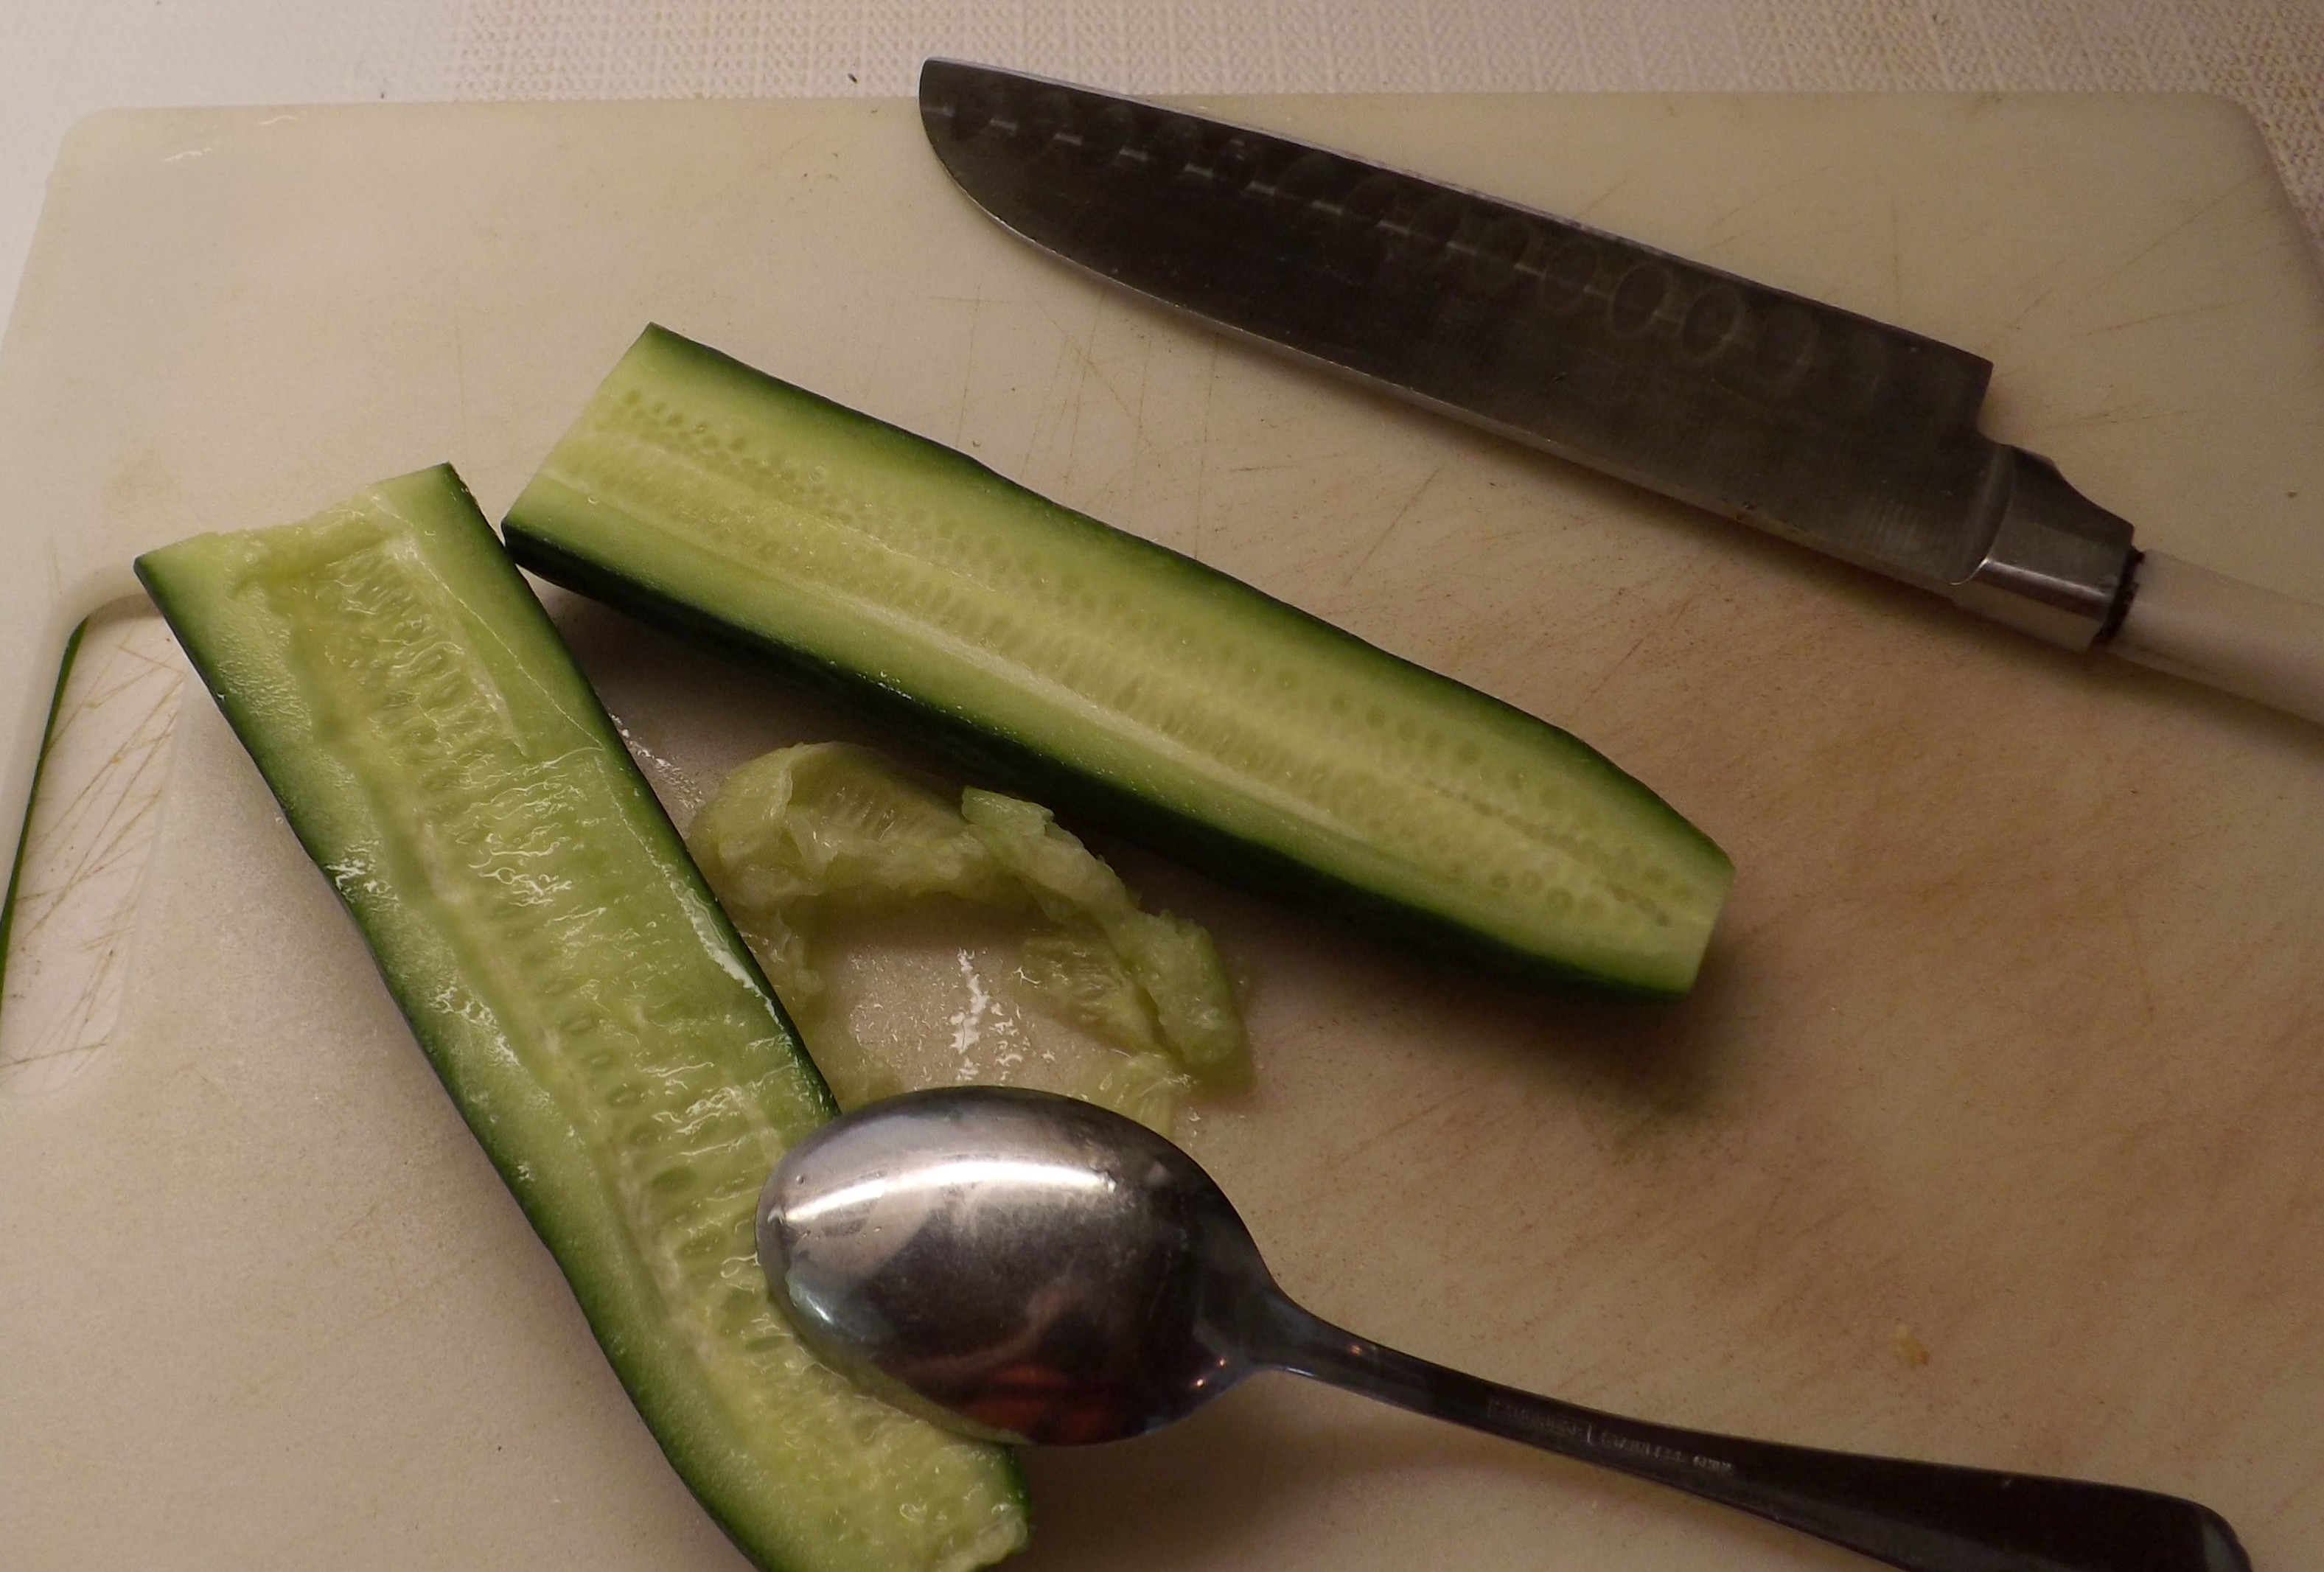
<box><xmin>917</xmin><ymin>60</ymin><xmax>2147</xmax><ymax>654</ymax></box>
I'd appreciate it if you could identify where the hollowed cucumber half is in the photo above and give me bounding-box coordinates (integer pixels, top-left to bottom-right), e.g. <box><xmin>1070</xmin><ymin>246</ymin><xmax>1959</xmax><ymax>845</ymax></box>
<box><xmin>136</xmin><ymin>467</ymin><xmax>1027</xmax><ymax>1572</ymax></box>
<box><xmin>506</xmin><ymin>328</ymin><xmax>1732</xmax><ymax>996</ymax></box>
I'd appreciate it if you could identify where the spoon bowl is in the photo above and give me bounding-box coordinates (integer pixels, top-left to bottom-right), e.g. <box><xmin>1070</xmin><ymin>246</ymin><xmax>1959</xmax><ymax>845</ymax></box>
<box><xmin>760</xmin><ymin>1086</ymin><xmax>1274</xmax><ymax>1445</ymax></box>
<box><xmin>759</xmin><ymin>1086</ymin><xmax>2249</xmax><ymax>1572</ymax></box>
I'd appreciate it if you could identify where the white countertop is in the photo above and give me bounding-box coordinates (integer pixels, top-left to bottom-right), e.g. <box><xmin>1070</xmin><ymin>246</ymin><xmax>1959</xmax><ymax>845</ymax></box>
<box><xmin>4</xmin><ymin>0</ymin><xmax>2321</xmax><ymax>334</ymax></box>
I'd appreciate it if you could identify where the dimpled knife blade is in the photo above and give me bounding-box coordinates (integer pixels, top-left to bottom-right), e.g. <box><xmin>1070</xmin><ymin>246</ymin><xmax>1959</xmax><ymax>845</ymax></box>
<box><xmin>917</xmin><ymin>58</ymin><xmax>2147</xmax><ymax>656</ymax></box>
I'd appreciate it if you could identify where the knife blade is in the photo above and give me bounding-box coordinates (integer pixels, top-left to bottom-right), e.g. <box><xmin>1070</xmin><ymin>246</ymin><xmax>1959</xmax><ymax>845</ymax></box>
<box><xmin>918</xmin><ymin>59</ymin><xmax>2324</xmax><ymax>724</ymax></box>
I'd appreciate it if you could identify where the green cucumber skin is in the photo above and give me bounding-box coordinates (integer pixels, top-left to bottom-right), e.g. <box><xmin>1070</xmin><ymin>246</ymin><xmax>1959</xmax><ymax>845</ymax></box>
<box><xmin>511</xmin><ymin>525</ymin><xmax>1690</xmax><ymax>1001</ymax></box>
<box><xmin>503</xmin><ymin>326</ymin><xmax>1731</xmax><ymax>999</ymax></box>
<box><xmin>136</xmin><ymin>467</ymin><xmax>1025</xmax><ymax>1572</ymax></box>
<box><xmin>0</xmin><ymin>614</ymin><xmax>92</xmax><ymax>1013</ymax></box>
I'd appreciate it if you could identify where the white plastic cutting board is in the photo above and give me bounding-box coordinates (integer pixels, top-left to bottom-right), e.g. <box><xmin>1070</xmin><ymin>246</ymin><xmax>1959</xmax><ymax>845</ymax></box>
<box><xmin>3</xmin><ymin>95</ymin><xmax>2322</xmax><ymax>1571</ymax></box>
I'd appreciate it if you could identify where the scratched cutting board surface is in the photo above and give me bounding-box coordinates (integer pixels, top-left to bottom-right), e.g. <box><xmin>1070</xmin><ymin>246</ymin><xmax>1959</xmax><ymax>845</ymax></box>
<box><xmin>3</xmin><ymin>96</ymin><xmax>2323</xmax><ymax>1571</ymax></box>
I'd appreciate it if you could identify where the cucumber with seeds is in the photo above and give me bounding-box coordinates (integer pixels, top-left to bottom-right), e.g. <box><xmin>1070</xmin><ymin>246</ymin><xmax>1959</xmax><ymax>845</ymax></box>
<box><xmin>505</xmin><ymin>327</ymin><xmax>1732</xmax><ymax>996</ymax></box>
<box><xmin>135</xmin><ymin>467</ymin><xmax>1026</xmax><ymax>1572</ymax></box>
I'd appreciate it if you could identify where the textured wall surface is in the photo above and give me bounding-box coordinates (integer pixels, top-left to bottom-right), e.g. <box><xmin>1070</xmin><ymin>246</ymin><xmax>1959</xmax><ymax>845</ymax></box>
<box><xmin>3</xmin><ymin>0</ymin><xmax>2320</xmax><ymax>327</ymax></box>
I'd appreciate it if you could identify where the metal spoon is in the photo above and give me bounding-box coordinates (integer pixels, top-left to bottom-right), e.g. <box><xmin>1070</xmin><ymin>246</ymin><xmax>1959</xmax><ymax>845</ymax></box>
<box><xmin>757</xmin><ymin>1085</ymin><xmax>2248</xmax><ymax>1572</ymax></box>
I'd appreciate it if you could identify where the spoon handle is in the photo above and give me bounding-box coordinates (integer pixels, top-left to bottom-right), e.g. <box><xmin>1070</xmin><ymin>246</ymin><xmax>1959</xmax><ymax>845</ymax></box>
<box><xmin>1253</xmin><ymin>1301</ymin><xmax>2248</xmax><ymax>1572</ymax></box>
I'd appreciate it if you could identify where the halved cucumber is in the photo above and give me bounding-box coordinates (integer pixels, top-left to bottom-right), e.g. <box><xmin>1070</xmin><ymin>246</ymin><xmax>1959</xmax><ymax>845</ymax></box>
<box><xmin>506</xmin><ymin>327</ymin><xmax>1732</xmax><ymax>996</ymax></box>
<box><xmin>135</xmin><ymin>467</ymin><xmax>1025</xmax><ymax>1572</ymax></box>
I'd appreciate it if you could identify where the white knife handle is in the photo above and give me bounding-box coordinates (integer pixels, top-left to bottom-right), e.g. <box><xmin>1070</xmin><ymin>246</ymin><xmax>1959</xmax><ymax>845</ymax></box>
<box><xmin>2107</xmin><ymin>549</ymin><xmax>2324</xmax><ymax>724</ymax></box>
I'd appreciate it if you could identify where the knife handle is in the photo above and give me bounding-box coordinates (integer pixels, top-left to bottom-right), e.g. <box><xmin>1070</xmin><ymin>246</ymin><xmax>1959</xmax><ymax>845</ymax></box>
<box><xmin>2107</xmin><ymin>549</ymin><xmax>2324</xmax><ymax>725</ymax></box>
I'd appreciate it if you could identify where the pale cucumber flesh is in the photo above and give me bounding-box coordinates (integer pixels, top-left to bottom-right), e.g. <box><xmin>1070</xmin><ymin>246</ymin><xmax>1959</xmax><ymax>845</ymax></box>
<box><xmin>504</xmin><ymin>327</ymin><xmax>1733</xmax><ymax>996</ymax></box>
<box><xmin>685</xmin><ymin>741</ymin><xmax>1245</xmax><ymax>1129</ymax></box>
<box><xmin>135</xmin><ymin>467</ymin><xmax>1025</xmax><ymax>1572</ymax></box>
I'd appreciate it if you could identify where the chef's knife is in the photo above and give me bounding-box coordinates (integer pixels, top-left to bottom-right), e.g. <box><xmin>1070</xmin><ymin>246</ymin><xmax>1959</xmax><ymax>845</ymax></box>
<box><xmin>918</xmin><ymin>59</ymin><xmax>2324</xmax><ymax>725</ymax></box>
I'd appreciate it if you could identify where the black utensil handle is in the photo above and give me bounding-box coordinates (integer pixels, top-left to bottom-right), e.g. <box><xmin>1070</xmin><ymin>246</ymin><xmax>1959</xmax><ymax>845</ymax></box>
<box><xmin>1259</xmin><ymin>1302</ymin><xmax>2248</xmax><ymax>1572</ymax></box>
